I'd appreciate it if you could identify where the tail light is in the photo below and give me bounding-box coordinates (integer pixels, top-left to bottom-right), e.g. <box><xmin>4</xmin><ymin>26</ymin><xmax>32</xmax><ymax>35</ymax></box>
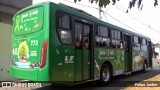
<box><xmin>40</xmin><ymin>40</ymin><xmax>47</xmax><ymax>68</ymax></box>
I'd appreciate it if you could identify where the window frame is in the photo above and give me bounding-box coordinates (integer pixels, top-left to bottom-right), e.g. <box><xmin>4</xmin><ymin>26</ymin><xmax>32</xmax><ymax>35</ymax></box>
<box><xmin>95</xmin><ymin>24</ymin><xmax>111</xmax><ymax>48</ymax></box>
<box><xmin>133</xmin><ymin>35</ymin><xmax>141</xmax><ymax>50</ymax></box>
<box><xmin>110</xmin><ymin>28</ymin><xmax>123</xmax><ymax>49</ymax></box>
<box><xmin>141</xmin><ymin>38</ymin><xmax>148</xmax><ymax>51</ymax></box>
<box><xmin>56</xmin><ymin>11</ymin><xmax>73</xmax><ymax>45</ymax></box>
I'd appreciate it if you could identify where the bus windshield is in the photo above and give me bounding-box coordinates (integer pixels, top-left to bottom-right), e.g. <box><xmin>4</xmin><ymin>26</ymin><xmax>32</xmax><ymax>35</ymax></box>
<box><xmin>13</xmin><ymin>6</ymin><xmax>43</xmax><ymax>35</ymax></box>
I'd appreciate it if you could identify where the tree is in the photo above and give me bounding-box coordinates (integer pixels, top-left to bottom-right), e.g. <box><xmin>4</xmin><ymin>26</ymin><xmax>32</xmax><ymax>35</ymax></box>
<box><xmin>74</xmin><ymin>0</ymin><xmax>158</xmax><ymax>13</ymax></box>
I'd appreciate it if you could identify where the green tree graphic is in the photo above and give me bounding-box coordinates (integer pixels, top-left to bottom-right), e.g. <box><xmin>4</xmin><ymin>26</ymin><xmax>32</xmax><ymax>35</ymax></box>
<box><xmin>18</xmin><ymin>41</ymin><xmax>29</xmax><ymax>62</ymax></box>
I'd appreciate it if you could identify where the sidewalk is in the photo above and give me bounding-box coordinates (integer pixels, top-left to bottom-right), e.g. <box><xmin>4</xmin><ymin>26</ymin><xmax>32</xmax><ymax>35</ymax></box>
<box><xmin>124</xmin><ymin>75</ymin><xmax>160</xmax><ymax>90</ymax></box>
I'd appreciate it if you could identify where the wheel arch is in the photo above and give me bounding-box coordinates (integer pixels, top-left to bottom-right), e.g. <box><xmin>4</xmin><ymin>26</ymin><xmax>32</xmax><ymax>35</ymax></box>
<box><xmin>101</xmin><ymin>61</ymin><xmax>113</xmax><ymax>75</ymax></box>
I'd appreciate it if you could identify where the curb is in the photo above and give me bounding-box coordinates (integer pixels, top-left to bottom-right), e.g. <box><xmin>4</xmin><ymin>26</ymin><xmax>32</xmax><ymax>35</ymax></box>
<box><xmin>15</xmin><ymin>80</ymin><xmax>30</xmax><ymax>83</ymax></box>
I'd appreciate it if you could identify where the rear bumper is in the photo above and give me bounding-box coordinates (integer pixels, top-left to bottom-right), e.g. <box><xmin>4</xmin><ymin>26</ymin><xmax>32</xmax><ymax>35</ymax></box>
<box><xmin>10</xmin><ymin>65</ymin><xmax>38</xmax><ymax>81</ymax></box>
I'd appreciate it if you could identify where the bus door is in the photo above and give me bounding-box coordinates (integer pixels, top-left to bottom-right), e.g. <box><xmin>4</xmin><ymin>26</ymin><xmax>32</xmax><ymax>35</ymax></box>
<box><xmin>124</xmin><ymin>34</ymin><xmax>132</xmax><ymax>72</ymax></box>
<box><xmin>74</xmin><ymin>21</ymin><xmax>93</xmax><ymax>82</ymax></box>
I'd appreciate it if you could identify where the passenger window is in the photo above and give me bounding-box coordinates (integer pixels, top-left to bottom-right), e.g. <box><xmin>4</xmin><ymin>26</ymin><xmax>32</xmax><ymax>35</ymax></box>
<box><xmin>60</xmin><ymin>30</ymin><xmax>72</xmax><ymax>44</ymax></box>
<box><xmin>95</xmin><ymin>25</ymin><xmax>110</xmax><ymax>47</ymax></box>
<box><xmin>84</xmin><ymin>25</ymin><xmax>89</xmax><ymax>36</ymax></box>
<box><xmin>111</xmin><ymin>30</ymin><xmax>115</xmax><ymax>38</ymax></box>
<box><xmin>133</xmin><ymin>36</ymin><xmax>138</xmax><ymax>43</ymax></box>
<box><xmin>111</xmin><ymin>29</ymin><xmax>123</xmax><ymax>49</ymax></box>
<box><xmin>141</xmin><ymin>38</ymin><xmax>147</xmax><ymax>51</ymax></box>
<box><xmin>133</xmin><ymin>36</ymin><xmax>140</xmax><ymax>50</ymax></box>
<box><xmin>114</xmin><ymin>30</ymin><xmax>118</xmax><ymax>39</ymax></box>
<box><xmin>84</xmin><ymin>37</ymin><xmax>89</xmax><ymax>49</ymax></box>
<box><xmin>84</xmin><ymin>25</ymin><xmax>90</xmax><ymax>49</ymax></box>
<box><xmin>99</xmin><ymin>26</ymin><xmax>108</xmax><ymax>37</ymax></box>
<box><xmin>142</xmin><ymin>39</ymin><xmax>147</xmax><ymax>45</ymax></box>
<box><xmin>58</xmin><ymin>14</ymin><xmax>70</xmax><ymax>29</ymax></box>
<box><xmin>75</xmin><ymin>22</ymin><xmax>82</xmax><ymax>49</ymax></box>
<box><xmin>58</xmin><ymin>13</ymin><xmax>72</xmax><ymax>44</ymax></box>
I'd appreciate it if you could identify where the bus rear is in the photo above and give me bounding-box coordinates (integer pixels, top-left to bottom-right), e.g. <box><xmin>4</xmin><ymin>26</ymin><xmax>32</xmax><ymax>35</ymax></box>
<box><xmin>10</xmin><ymin>2</ymin><xmax>50</xmax><ymax>81</ymax></box>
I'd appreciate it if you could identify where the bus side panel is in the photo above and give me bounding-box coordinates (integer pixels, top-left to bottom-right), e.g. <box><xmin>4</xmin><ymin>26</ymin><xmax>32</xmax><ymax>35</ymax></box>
<box><xmin>37</xmin><ymin>3</ymin><xmax>50</xmax><ymax>81</ymax></box>
<box><xmin>50</xmin><ymin>4</ymin><xmax>75</xmax><ymax>85</ymax></box>
<box><xmin>132</xmin><ymin>50</ymin><xmax>148</xmax><ymax>71</ymax></box>
<box><xmin>94</xmin><ymin>48</ymin><xmax>126</xmax><ymax>80</ymax></box>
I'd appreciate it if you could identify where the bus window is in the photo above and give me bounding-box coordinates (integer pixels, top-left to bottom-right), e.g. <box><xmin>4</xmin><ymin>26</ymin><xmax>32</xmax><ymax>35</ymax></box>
<box><xmin>95</xmin><ymin>25</ymin><xmax>110</xmax><ymax>47</ymax></box>
<box><xmin>99</xmin><ymin>26</ymin><xmax>109</xmax><ymax>37</ymax></box>
<box><xmin>58</xmin><ymin>13</ymin><xmax>72</xmax><ymax>44</ymax></box>
<box><xmin>75</xmin><ymin>22</ymin><xmax>82</xmax><ymax>49</ymax></box>
<box><xmin>83</xmin><ymin>25</ymin><xmax>90</xmax><ymax>49</ymax></box>
<box><xmin>75</xmin><ymin>35</ymin><xmax>81</xmax><ymax>48</ymax></box>
<box><xmin>60</xmin><ymin>30</ymin><xmax>72</xmax><ymax>44</ymax></box>
<box><xmin>111</xmin><ymin>30</ymin><xmax>123</xmax><ymax>49</ymax></box>
<box><xmin>133</xmin><ymin>36</ymin><xmax>140</xmax><ymax>50</ymax></box>
<box><xmin>58</xmin><ymin>14</ymin><xmax>70</xmax><ymax>29</ymax></box>
<box><xmin>84</xmin><ymin>37</ymin><xmax>89</xmax><ymax>49</ymax></box>
<box><xmin>141</xmin><ymin>38</ymin><xmax>147</xmax><ymax>51</ymax></box>
<box><xmin>13</xmin><ymin>7</ymin><xmax>43</xmax><ymax>35</ymax></box>
<box><xmin>96</xmin><ymin>36</ymin><xmax>102</xmax><ymax>46</ymax></box>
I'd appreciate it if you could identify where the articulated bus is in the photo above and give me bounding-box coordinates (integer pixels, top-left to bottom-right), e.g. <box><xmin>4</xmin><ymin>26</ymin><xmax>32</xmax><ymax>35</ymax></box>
<box><xmin>10</xmin><ymin>2</ymin><xmax>152</xmax><ymax>85</ymax></box>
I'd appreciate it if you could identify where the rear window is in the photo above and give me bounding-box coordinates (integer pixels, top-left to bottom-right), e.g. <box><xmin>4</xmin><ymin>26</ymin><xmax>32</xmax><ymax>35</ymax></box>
<box><xmin>13</xmin><ymin>6</ymin><xmax>43</xmax><ymax>35</ymax></box>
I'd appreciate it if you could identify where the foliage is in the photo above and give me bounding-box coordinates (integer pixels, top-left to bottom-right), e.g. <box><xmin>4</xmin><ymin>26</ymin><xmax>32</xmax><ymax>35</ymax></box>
<box><xmin>74</xmin><ymin>0</ymin><xmax>158</xmax><ymax>13</ymax></box>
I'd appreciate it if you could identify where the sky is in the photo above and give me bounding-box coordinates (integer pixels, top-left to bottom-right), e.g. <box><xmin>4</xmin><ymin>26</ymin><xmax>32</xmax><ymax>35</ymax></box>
<box><xmin>33</xmin><ymin>0</ymin><xmax>160</xmax><ymax>44</ymax></box>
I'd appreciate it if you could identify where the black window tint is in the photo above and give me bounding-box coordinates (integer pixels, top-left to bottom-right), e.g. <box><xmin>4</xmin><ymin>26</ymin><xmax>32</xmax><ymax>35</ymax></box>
<box><xmin>111</xmin><ymin>30</ymin><xmax>114</xmax><ymax>38</ymax></box>
<box><xmin>138</xmin><ymin>37</ymin><xmax>141</xmax><ymax>44</ymax></box>
<box><xmin>117</xmin><ymin>31</ymin><xmax>121</xmax><ymax>39</ymax></box>
<box><xmin>84</xmin><ymin>36</ymin><xmax>90</xmax><ymax>49</ymax></box>
<box><xmin>95</xmin><ymin>25</ymin><xmax>110</xmax><ymax>47</ymax></box>
<box><xmin>112</xmin><ymin>39</ymin><xmax>117</xmax><ymax>48</ymax></box>
<box><xmin>115</xmin><ymin>30</ymin><xmax>118</xmax><ymax>39</ymax></box>
<box><xmin>58</xmin><ymin>14</ymin><xmax>62</xmax><ymax>27</ymax></box>
<box><xmin>142</xmin><ymin>39</ymin><xmax>146</xmax><ymax>44</ymax></box>
<box><xmin>60</xmin><ymin>30</ymin><xmax>72</xmax><ymax>44</ymax></box>
<box><xmin>96</xmin><ymin>36</ymin><xmax>110</xmax><ymax>47</ymax></box>
<box><xmin>75</xmin><ymin>22</ymin><xmax>82</xmax><ymax>48</ymax></box>
<box><xmin>103</xmin><ymin>38</ymin><xmax>110</xmax><ymax>47</ymax></box>
<box><xmin>58</xmin><ymin>13</ymin><xmax>72</xmax><ymax>44</ymax></box>
<box><xmin>62</xmin><ymin>14</ymin><xmax>70</xmax><ymax>29</ymax></box>
<box><xmin>84</xmin><ymin>25</ymin><xmax>89</xmax><ymax>36</ymax></box>
<box><xmin>58</xmin><ymin>14</ymin><xmax>70</xmax><ymax>29</ymax></box>
<box><xmin>75</xmin><ymin>22</ymin><xmax>82</xmax><ymax>37</ymax></box>
<box><xmin>100</xmin><ymin>26</ymin><xmax>108</xmax><ymax>37</ymax></box>
<box><xmin>134</xmin><ymin>36</ymin><xmax>138</xmax><ymax>43</ymax></box>
<box><xmin>96</xmin><ymin>36</ymin><xmax>103</xmax><ymax>46</ymax></box>
<box><xmin>96</xmin><ymin>26</ymin><xmax>99</xmax><ymax>35</ymax></box>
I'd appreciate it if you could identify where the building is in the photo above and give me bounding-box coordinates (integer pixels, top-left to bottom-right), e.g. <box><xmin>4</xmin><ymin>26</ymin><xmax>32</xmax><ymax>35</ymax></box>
<box><xmin>0</xmin><ymin>0</ymin><xmax>32</xmax><ymax>81</ymax></box>
<box><xmin>152</xmin><ymin>44</ymin><xmax>160</xmax><ymax>69</ymax></box>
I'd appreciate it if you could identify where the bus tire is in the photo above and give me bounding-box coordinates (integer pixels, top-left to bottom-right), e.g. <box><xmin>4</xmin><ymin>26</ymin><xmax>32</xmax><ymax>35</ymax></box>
<box><xmin>142</xmin><ymin>62</ymin><xmax>147</xmax><ymax>73</ymax></box>
<box><xmin>99</xmin><ymin>64</ymin><xmax>112</xmax><ymax>86</ymax></box>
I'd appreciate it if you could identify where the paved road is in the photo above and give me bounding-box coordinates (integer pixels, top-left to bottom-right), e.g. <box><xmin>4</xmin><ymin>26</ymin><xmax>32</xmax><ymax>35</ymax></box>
<box><xmin>1</xmin><ymin>69</ymin><xmax>160</xmax><ymax>90</ymax></box>
<box><xmin>35</xmin><ymin>69</ymin><xmax>160</xmax><ymax>90</ymax></box>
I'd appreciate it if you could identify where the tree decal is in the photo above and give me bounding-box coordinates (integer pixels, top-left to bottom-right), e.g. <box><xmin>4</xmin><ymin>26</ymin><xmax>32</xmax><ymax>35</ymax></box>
<box><xmin>18</xmin><ymin>41</ymin><xmax>29</xmax><ymax>63</ymax></box>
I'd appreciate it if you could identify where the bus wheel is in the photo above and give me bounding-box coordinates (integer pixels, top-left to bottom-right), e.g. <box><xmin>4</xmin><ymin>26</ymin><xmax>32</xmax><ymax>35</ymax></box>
<box><xmin>142</xmin><ymin>62</ymin><xmax>147</xmax><ymax>73</ymax></box>
<box><xmin>99</xmin><ymin>64</ymin><xmax>112</xmax><ymax>86</ymax></box>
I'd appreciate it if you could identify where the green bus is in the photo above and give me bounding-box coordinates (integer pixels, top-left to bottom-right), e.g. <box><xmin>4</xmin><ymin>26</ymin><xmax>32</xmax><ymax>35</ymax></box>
<box><xmin>10</xmin><ymin>2</ymin><xmax>152</xmax><ymax>85</ymax></box>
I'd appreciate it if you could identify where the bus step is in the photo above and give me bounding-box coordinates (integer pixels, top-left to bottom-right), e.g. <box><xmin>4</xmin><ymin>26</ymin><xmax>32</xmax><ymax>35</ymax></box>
<box><xmin>125</xmin><ymin>72</ymin><xmax>132</xmax><ymax>75</ymax></box>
